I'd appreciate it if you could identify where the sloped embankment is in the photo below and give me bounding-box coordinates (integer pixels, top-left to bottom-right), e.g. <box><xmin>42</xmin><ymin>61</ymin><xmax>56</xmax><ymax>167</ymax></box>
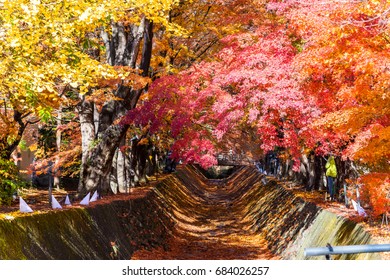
<box><xmin>130</xmin><ymin>165</ymin><xmax>279</xmax><ymax>259</ymax></box>
<box><xmin>0</xmin><ymin>165</ymin><xmax>380</xmax><ymax>260</ymax></box>
<box><xmin>134</xmin><ymin>165</ymin><xmax>380</xmax><ymax>260</ymax></box>
<box><xmin>0</xmin><ymin>190</ymin><xmax>174</xmax><ymax>259</ymax></box>
<box><xmin>224</xmin><ymin>167</ymin><xmax>380</xmax><ymax>260</ymax></box>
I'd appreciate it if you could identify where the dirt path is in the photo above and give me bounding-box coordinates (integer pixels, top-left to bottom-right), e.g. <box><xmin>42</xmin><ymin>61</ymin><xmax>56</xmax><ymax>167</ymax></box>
<box><xmin>131</xmin><ymin>171</ymin><xmax>279</xmax><ymax>260</ymax></box>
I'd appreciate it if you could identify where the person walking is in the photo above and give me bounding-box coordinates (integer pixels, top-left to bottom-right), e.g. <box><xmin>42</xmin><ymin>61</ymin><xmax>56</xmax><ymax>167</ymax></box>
<box><xmin>325</xmin><ymin>155</ymin><xmax>337</xmax><ymax>201</ymax></box>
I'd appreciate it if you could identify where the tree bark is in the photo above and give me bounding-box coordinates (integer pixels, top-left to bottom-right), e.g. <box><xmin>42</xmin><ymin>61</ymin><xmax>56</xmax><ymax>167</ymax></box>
<box><xmin>300</xmin><ymin>153</ymin><xmax>315</xmax><ymax>191</ymax></box>
<box><xmin>80</xmin><ymin>124</ymin><xmax>129</xmax><ymax>194</ymax></box>
<box><xmin>78</xmin><ymin>17</ymin><xmax>154</xmax><ymax>194</ymax></box>
<box><xmin>140</xmin><ymin>19</ymin><xmax>154</xmax><ymax>77</ymax></box>
<box><xmin>314</xmin><ymin>156</ymin><xmax>326</xmax><ymax>191</ymax></box>
<box><xmin>54</xmin><ymin>108</ymin><xmax>62</xmax><ymax>189</ymax></box>
<box><xmin>0</xmin><ymin>109</ymin><xmax>28</xmax><ymax>160</ymax></box>
<box><xmin>109</xmin><ymin>138</ymin><xmax>128</xmax><ymax>194</ymax></box>
<box><xmin>78</xmin><ymin>96</ymin><xmax>96</xmax><ymax>191</ymax></box>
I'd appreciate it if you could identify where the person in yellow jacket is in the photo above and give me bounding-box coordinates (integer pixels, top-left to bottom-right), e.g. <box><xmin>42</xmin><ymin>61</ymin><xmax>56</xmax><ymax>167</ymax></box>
<box><xmin>325</xmin><ymin>155</ymin><xmax>337</xmax><ymax>201</ymax></box>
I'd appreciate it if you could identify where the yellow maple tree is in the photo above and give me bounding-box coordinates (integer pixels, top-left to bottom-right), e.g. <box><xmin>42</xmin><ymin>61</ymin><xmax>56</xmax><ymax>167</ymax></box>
<box><xmin>0</xmin><ymin>0</ymin><xmax>184</xmax><ymax>157</ymax></box>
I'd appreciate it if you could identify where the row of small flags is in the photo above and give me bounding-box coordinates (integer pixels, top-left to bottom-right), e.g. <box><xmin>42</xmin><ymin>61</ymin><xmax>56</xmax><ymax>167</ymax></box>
<box><xmin>19</xmin><ymin>190</ymin><xmax>99</xmax><ymax>213</ymax></box>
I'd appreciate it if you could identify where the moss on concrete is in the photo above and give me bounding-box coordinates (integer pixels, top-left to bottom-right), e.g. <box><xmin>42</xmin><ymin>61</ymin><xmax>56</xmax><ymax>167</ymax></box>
<box><xmin>0</xmin><ymin>165</ymin><xmax>380</xmax><ymax>260</ymax></box>
<box><xmin>0</xmin><ymin>194</ymin><xmax>173</xmax><ymax>259</ymax></box>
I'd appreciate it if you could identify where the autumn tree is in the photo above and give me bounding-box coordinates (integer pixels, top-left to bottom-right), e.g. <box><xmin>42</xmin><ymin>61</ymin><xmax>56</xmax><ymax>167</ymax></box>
<box><xmin>79</xmin><ymin>0</ymin><xmax>271</xmax><ymax>193</ymax></box>
<box><xmin>77</xmin><ymin>1</ymin><xmax>195</xmax><ymax>195</ymax></box>
<box><xmin>268</xmin><ymin>0</ymin><xmax>390</xmax><ymax>215</ymax></box>
<box><xmin>0</xmin><ymin>0</ymin><xmax>122</xmax><ymax>200</ymax></box>
<box><xmin>151</xmin><ymin>0</ymin><xmax>262</xmax><ymax>74</ymax></box>
<box><xmin>2</xmin><ymin>0</ymin><xmax>388</xmax><ymax>218</ymax></box>
<box><xmin>0</xmin><ymin>0</ymin><xmax>187</xmax><ymax>194</ymax></box>
<box><xmin>125</xmin><ymin>0</ymin><xmax>389</xmax><ymax>219</ymax></box>
<box><xmin>0</xmin><ymin>0</ymin><xmax>125</xmax><ymax>159</ymax></box>
<box><xmin>123</xmin><ymin>6</ymin><xmax>319</xmax><ymax>171</ymax></box>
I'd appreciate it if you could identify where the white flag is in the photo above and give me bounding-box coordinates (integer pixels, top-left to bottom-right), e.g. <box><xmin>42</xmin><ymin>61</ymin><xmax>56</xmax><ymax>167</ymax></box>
<box><xmin>351</xmin><ymin>199</ymin><xmax>367</xmax><ymax>217</ymax></box>
<box><xmin>19</xmin><ymin>197</ymin><xmax>33</xmax><ymax>213</ymax></box>
<box><xmin>80</xmin><ymin>192</ymin><xmax>90</xmax><ymax>206</ymax></box>
<box><xmin>64</xmin><ymin>194</ymin><xmax>71</xmax><ymax>206</ymax></box>
<box><xmin>51</xmin><ymin>195</ymin><xmax>62</xmax><ymax>209</ymax></box>
<box><xmin>357</xmin><ymin>204</ymin><xmax>367</xmax><ymax>217</ymax></box>
<box><xmin>351</xmin><ymin>199</ymin><xmax>358</xmax><ymax>211</ymax></box>
<box><xmin>90</xmin><ymin>190</ymin><xmax>98</xmax><ymax>202</ymax></box>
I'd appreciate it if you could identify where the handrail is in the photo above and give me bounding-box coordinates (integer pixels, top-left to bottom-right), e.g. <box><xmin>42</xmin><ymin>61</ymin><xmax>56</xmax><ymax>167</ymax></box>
<box><xmin>304</xmin><ymin>243</ymin><xmax>390</xmax><ymax>259</ymax></box>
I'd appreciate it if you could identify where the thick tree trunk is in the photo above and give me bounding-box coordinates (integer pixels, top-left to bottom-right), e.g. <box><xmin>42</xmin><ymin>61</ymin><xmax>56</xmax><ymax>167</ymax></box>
<box><xmin>116</xmin><ymin>146</ymin><xmax>128</xmax><ymax>192</ymax></box>
<box><xmin>149</xmin><ymin>147</ymin><xmax>159</xmax><ymax>176</ymax></box>
<box><xmin>78</xmin><ymin>17</ymin><xmax>154</xmax><ymax>194</ymax></box>
<box><xmin>78</xmin><ymin>97</ymin><xmax>96</xmax><ymax>192</ymax></box>
<box><xmin>109</xmin><ymin>146</ymin><xmax>119</xmax><ymax>194</ymax></box>
<box><xmin>334</xmin><ymin>158</ymin><xmax>356</xmax><ymax>197</ymax></box>
<box><xmin>79</xmin><ymin>124</ymin><xmax>129</xmax><ymax>194</ymax></box>
<box><xmin>279</xmin><ymin>158</ymin><xmax>294</xmax><ymax>179</ymax></box>
<box><xmin>140</xmin><ymin>19</ymin><xmax>154</xmax><ymax>77</ymax></box>
<box><xmin>109</xmin><ymin>138</ymin><xmax>129</xmax><ymax>194</ymax></box>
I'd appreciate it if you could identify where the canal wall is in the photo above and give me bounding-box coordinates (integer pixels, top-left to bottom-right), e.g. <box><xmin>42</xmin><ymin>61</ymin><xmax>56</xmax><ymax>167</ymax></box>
<box><xmin>0</xmin><ymin>165</ymin><xmax>380</xmax><ymax>259</ymax></box>
<box><xmin>225</xmin><ymin>167</ymin><xmax>380</xmax><ymax>260</ymax></box>
<box><xmin>160</xmin><ymin>165</ymin><xmax>380</xmax><ymax>260</ymax></box>
<box><xmin>0</xmin><ymin>192</ymin><xmax>174</xmax><ymax>259</ymax></box>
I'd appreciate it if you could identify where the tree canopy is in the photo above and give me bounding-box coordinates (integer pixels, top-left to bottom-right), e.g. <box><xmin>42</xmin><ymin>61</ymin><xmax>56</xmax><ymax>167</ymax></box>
<box><xmin>0</xmin><ymin>0</ymin><xmax>389</xmax><ymax>217</ymax></box>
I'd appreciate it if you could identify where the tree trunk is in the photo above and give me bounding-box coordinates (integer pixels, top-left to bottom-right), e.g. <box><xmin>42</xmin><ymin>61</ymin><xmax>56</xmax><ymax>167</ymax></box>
<box><xmin>116</xmin><ymin>146</ymin><xmax>127</xmax><ymax>192</ymax></box>
<box><xmin>109</xmin><ymin>146</ymin><xmax>119</xmax><ymax>194</ymax></box>
<box><xmin>78</xmin><ymin>97</ymin><xmax>96</xmax><ymax>192</ymax></box>
<box><xmin>137</xmin><ymin>144</ymin><xmax>149</xmax><ymax>184</ymax></box>
<box><xmin>0</xmin><ymin>110</ymin><xmax>28</xmax><ymax>160</ymax></box>
<box><xmin>140</xmin><ymin>19</ymin><xmax>154</xmax><ymax>77</ymax></box>
<box><xmin>109</xmin><ymin>137</ymin><xmax>128</xmax><ymax>194</ymax></box>
<box><xmin>293</xmin><ymin>153</ymin><xmax>328</xmax><ymax>191</ymax></box>
<box><xmin>78</xmin><ymin>17</ymin><xmax>154</xmax><ymax>194</ymax></box>
<box><xmin>314</xmin><ymin>155</ymin><xmax>326</xmax><ymax>191</ymax></box>
<box><xmin>150</xmin><ymin>147</ymin><xmax>159</xmax><ymax>176</ymax></box>
<box><xmin>334</xmin><ymin>157</ymin><xmax>355</xmax><ymax>197</ymax></box>
<box><xmin>79</xmin><ymin>124</ymin><xmax>129</xmax><ymax>194</ymax></box>
<box><xmin>300</xmin><ymin>153</ymin><xmax>315</xmax><ymax>191</ymax></box>
<box><xmin>54</xmin><ymin>108</ymin><xmax>62</xmax><ymax>189</ymax></box>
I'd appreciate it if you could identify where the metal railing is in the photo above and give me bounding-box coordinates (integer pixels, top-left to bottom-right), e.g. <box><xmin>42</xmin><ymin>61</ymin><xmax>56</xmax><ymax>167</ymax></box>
<box><xmin>304</xmin><ymin>243</ymin><xmax>390</xmax><ymax>260</ymax></box>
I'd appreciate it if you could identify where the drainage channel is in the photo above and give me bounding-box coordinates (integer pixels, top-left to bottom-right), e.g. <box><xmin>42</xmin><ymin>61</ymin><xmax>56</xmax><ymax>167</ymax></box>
<box><xmin>132</xmin><ymin>165</ymin><xmax>280</xmax><ymax>260</ymax></box>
